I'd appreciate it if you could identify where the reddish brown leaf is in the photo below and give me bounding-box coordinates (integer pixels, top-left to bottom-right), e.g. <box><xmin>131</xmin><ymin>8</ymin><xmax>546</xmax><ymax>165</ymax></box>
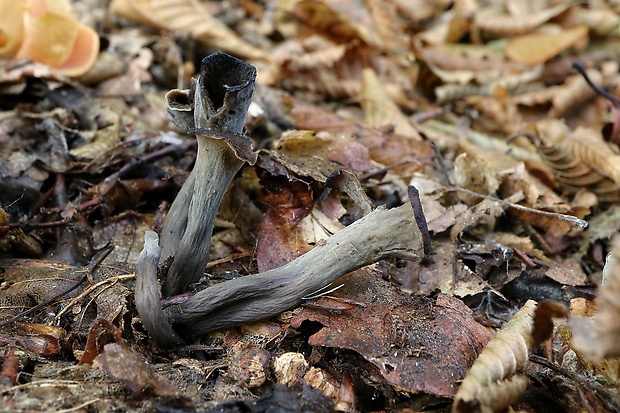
<box><xmin>291</xmin><ymin>267</ymin><xmax>493</xmax><ymax>397</ymax></box>
<box><xmin>79</xmin><ymin>318</ymin><xmax>124</xmax><ymax>365</ymax></box>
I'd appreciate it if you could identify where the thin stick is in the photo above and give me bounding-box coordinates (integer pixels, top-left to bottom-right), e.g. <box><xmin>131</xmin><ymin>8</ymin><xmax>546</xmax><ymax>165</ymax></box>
<box><xmin>449</xmin><ymin>186</ymin><xmax>588</xmax><ymax>228</ymax></box>
<box><xmin>53</xmin><ymin>273</ymin><xmax>135</xmax><ymax>321</ymax></box>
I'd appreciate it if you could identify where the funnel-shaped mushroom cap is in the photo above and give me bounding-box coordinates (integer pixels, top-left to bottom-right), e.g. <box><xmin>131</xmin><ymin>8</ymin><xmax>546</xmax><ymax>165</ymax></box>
<box><xmin>195</xmin><ymin>52</ymin><xmax>257</xmax><ymax>133</ymax></box>
<box><xmin>165</xmin><ymin>52</ymin><xmax>257</xmax><ymax>163</ymax></box>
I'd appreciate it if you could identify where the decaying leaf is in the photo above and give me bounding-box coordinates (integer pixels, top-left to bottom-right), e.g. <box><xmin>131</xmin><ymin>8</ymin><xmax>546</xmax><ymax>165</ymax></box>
<box><xmin>506</xmin><ymin>26</ymin><xmax>588</xmax><ymax>66</ymax></box>
<box><xmin>361</xmin><ymin>67</ymin><xmax>420</xmax><ymax>138</ymax></box>
<box><xmin>570</xmin><ymin>235</ymin><xmax>620</xmax><ymax>361</ymax></box>
<box><xmin>0</xmin><ymin>259</ymin><xmax>84</xmax><ymax>320</ymax></box>
<box><xmin>530</xmin><ymin>119</ymin><xmax>620</xmax><ymax>203</ymax></box>
<box><xmin>453</xmin><ymin>153</ymin><xmax>500</xmax><ymax>206</ymax></box>
<box><xmin>474</xmin><ymin>3</ymin><xmax>572</xmax><ymax>37</ymax></box>
<box><xmin>109</xmin><ymin>0</ymin><xmax>269</xmax><ymax>61</ymax></box>
<box><xmin>271</xmin><ymin>130</ymin><xmax>372</xmax><ymax>182</ymax></box>
<box><xmin>227</xmin><ymin>344</ymin><xmax>271</xmax><ymax>388</ymax></box>
<box><xmin>291</xmin><ymin>267</ymin><xmax>493</xmax><ymax>397</ymax></box>
<box><xmin>292</xmin><ymin>0</ymin><xmax>380</xmax><ymax>46</ymax></box>
<box><xmin>94</xmin><ymin>342</ymin><xmax>192</xmax><ymax>405</ymax></box>
<box><xmin>452</xmin><ymin>300</ymin><xmax>537</xmax><ymax>413</ymax></box>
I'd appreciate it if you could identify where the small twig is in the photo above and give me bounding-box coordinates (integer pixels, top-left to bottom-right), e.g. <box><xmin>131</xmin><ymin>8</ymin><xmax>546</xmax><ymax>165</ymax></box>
<box><xmin>205</xmin><ymin>251</ymin><xmax>253</xmax><ymax>269</ymax></box>
<box><xmin>448</xmin><ymin>186</ymin><xmax>588</xmax><ymax>228</ymax></box>
<box><xmin>53</xmin><ymin>273</ymin><xmax>135</xmax><ymax>322</ymax></box>
<box><xmin>0</xmin><ymin>219</ymin><xmax>71</xmax><ymax>232</ymax></box>
<box><xmin>0</xmin><ymin>379</ymin><xmax>82</xmax><ymax>394</ymax></box>
<box><xmin>56</xmin><ymin>399</ymin><xmax>101</xmax><ymax>413</ymax></box>
<box><xmin>0</xmin><ymin>247</ymin><xmax>113</xmax><ymax>328</ymax></box>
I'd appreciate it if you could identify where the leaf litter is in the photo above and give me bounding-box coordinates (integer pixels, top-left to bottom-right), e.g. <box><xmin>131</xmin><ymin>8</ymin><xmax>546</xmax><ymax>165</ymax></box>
<box><xmin>1</xmin><ymin>0</ymin><xmax>620</xmax><ymax>412</ymax></box>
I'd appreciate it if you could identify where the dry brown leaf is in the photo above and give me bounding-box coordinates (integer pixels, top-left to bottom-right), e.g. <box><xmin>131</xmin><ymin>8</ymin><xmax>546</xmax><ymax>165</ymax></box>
<box><xmin>492</xmin><ymin>232</ymin><xmax>549</xmax><ymax>264</ymax></box>
<box><xmin>575</xmin><ymin>8</ymin><xmax>620</xmax><ymax>37</ymax></box>
<box><xmin>570</xmin><ymin>235</ymin><xmax>620</xmax><ymax>361</ymax></box>
<box><xmin>474</xmin><ymin>3</ymin><xmax>572</xmax><ymax>37</ymax></box>
<box><xmin>453</xmin><ymin>153</ymin><xmax>500</xmax><ymax>206</ymax></box>
<box><xmin>417</xmin><ymin>44</ymin><xmax>510</xmax><ymax>73</ymax></box>
<box><xmin>271</xmin><ymin>130</ymin><xmax>372</xmax><ymax>182</ymax></box>
<box><xmin>109</xmin><ymin>0</ymin><xmax>269</xmax><ymax>61</ymax></box>
<box><xmin>465</xmin><ymin>88</ymin><xmax>523</xmax><ymax>135</ymax></box>
<box><xmin>505</xmin><ymin>26</ymin><xmax>588</xmax><ymax>66</ymax></box>
<box><xmin>94</xmin><ymin>342</ymin><xmax>191</xmax><ymax>404</ymax></box>
<box><xmin>292</xmin><ymin>0</ymin><xmax>379</xmax><ymax>46</ymax></box>
<box><xmin>450</xmin><ymin>198</ymin><xmax>506</xmax><ymax>240</ymax></box>
<box><xmin>549</xmin><ymin>70</ymin><xmax>601</xmax><ymax>118</ymax></box>
<box><xmin>361</xmin><ymin>68</ymin><xmax>420</xmax><ymax>138</ymax></box>
<box><xmin>532</xmin><ymin>120</ymin><xmax>620</xmax><ymax>203</ymax></box>
<box><xmin>286</xmin><ymin>44</ymin><xmax>346</xmax><ymax>72</ymax></box>
<box><xmin>452</xmin><ymin>300</ymin><xmax>537</xmax><ymax>413</ymax></box>
<box><xmin>292</xmin><ymin>270</ymin><xmax>493</xmax><ymax>397</ymax></box>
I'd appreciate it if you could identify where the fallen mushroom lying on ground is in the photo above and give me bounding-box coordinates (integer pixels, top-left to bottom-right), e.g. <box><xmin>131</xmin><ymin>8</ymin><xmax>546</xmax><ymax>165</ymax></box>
<box><xmin>135</xmin><ymin>52</ymin><xmax>430</xmax><ymax>348</ymax></box>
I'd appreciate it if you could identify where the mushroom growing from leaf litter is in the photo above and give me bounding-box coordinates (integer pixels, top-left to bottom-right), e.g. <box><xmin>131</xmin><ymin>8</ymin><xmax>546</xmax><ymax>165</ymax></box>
<box><xmin>158</xmin><ymin>52</ymin><xmax>257</xmax><ymax>297</ymax></box>
<box><xmin>135</xmin><ymin>52</ymin><xmax>430</xmax><ymax>348</ymax></box>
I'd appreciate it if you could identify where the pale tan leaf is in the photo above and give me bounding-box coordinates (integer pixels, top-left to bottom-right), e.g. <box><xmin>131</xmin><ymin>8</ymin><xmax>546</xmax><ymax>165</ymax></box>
<box><xmin>360</xmin><ymin>68</ymin><xmax>420</xmax><ymax>138</ymax></box>
<box><xmin>110</xmin><ymin>0</ymin><xmax>269</xmax><ymax>61</ymax></box>
<box><xmin>474</xmin><ymin>3</ymin><xmax>572</xmax><ymax>36</ymax></box>
<box><xmin>293</xmin><ymin>0</ymin><xmax>380</xmax><ymax>46</ymax></box>
<box><xmin>570</xmin><ymin>235</ymin><xmax>620</xmax><ymax>361</ymax></box>
<box><xmin>366</xmin><ymin>0</ymin><xmax>407</xmax><ymax>55</ymax></box>
<box><xmin>549</xmin><ymin>71</ymin><xmax>601</xmax><ymax>118</ymax></box>
<box><xmin>394</xmin><ymin>0</ymin><xmax>452</xmax><ymax>22</ymax></box>
<box><xmin>449</xmin><ymin>197</ymin><xmax>505</xmax><ymax>240</ymax></box>
<box><xmin>452</xmin><ymin>300</ymin><xmax>537</xmax><ymax>413</ymax></box>
<box><xmin>0</xmin><ymin>0</ymin><xmax>26</xmax><ymax>55</ymax></box>
<box><xmin>453</xmin><ymin>153</ymin><xmax>500</xmax><ymax>206</ymax></box>
<box><xmin>575</xmin><ymin>8</ymin><xmax>620</xmax><ymax>36</ymax></box>
<box><xmin>533</xmin><ymin>119</ymin><xmax>620</xmax><ymax>203</ymax></box>
<box><xmin>506</xmin><ymin>26</ymin><xmax>589</xmax><ymax>66</ymax></box>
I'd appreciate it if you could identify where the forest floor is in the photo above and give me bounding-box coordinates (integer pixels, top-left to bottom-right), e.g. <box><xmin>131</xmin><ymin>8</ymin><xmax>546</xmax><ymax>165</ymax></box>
<box><xmin>1</xmin><ymin>0</ymin><xmax>620</xmax><ymax>412</ymax></box>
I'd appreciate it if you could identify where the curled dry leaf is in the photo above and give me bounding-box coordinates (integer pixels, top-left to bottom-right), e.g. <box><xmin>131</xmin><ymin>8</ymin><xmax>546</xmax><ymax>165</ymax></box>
<box><xmin>303</xmin><ymin>367</ymin><xmax>355</xmax><ymax>412</ymax></box>
<box><xmin>452</xmin><ymin>300</ymin><xmax>537</xmax><ymax>413</ymax></box>
<box><xmin>292</xmin><ymin>0</ymin><xmax>380</xmax><ymax>47</ymax></box>
<box><xmin>474</xmin><ymin>3</ymin><xmax>572</xmax><ymax>37</ymax></box>
<box><xmin>531</xmin><ymin>119</ymin><xmax>620</xmax><ymax>204</ymax></box>
<box><xmin>273</xmin><ymin>352</ymin><xmax>309</xmax><ymax>386</ymax></box>
<box><xmin>532</xmin><ymin>300</ymin><xmax>569</xmax><ymax>347</ymax></box>
<box><xmin>110</xmin><ymin>0</ymin><xmax>268</xmax><ymax>61</ymax></box>
<box><xmin>549</xmin><ymin>71</ymin><xmax>602</xmax><ymax>118</ymax></box>
<box><xmin>570</xmin><ymin>235</ymin><xmax>620</xmax><ymax>361</ymax></box>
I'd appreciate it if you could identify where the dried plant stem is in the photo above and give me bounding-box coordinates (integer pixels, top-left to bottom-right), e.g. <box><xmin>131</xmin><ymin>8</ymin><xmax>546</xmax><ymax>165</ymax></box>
<box><xmin>165</xmin><ymin>202</ymin><xmax>423</xmax><ymax>338</ymax></box>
